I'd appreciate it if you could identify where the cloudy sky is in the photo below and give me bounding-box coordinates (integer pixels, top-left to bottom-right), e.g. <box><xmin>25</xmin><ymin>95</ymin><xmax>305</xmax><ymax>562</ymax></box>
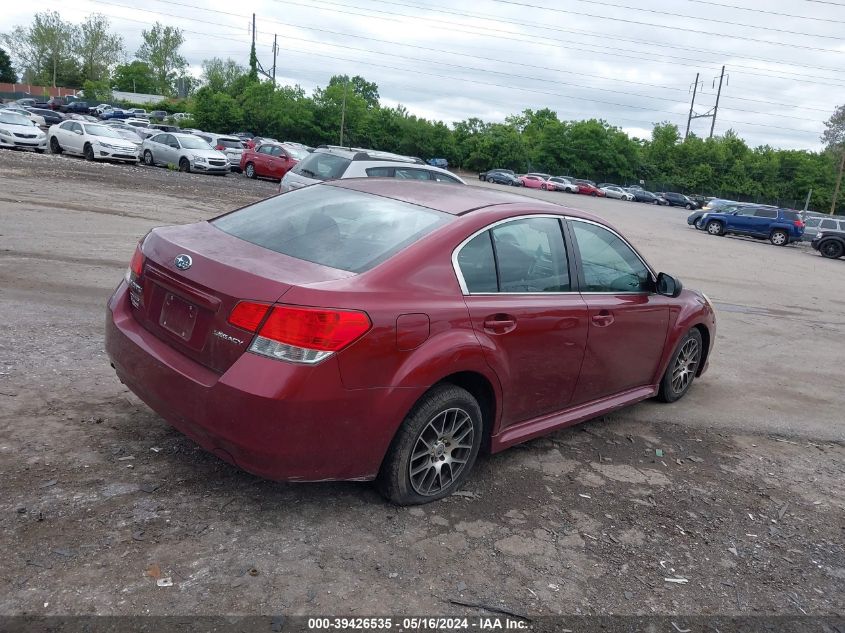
<box><xmin>5</xmin><ymin>0</ymin><xmax>844</xmax><ymax>149</ymax></box>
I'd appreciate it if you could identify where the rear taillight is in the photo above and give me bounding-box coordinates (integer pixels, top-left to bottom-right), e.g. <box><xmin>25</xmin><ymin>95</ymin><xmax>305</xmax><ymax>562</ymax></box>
<box><xmin>215</xmin><ymin>144</ymin><xmax>225</xmax><ymax>150</ymax></box>
<box><xmin>229</xmin><ymin>302</ymin><xmax>371</xmax><ymax>364</ymax></box>
<box><xmin>794</xmin><ymin>220</ymin><xmax>804</xmax><ymax>228</ymax></box>
<box><xmin>125</xmin><ymin>242</ymin><xmax>146</xmax><ymax>308</ymax></box>
<box><xmin>125</xmin><ymin>243</ymin><xmax>145</xmax><ymax>284</ymax></box>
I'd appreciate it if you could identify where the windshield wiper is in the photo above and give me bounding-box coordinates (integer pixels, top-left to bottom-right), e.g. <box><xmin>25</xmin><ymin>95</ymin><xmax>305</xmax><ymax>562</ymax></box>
<box><xmin>299</xmin><ymin>169</ymin><xmax>317</xmax><ymax>178</ymax></box>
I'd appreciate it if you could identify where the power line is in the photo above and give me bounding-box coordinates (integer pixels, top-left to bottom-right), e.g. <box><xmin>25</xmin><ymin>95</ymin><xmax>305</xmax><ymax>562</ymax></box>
<box><xmin>681</xmin><ymin>0</ymin><xmax>845</xmax><ymax>23</ymax></box>
<box><xmin>115</xmin><ymin>0</ymin><xmax>836</xmax><ymax>117</ymax></box>
<box><xmin>506</xmin><ymin>0</ymin><xmax>845</xmax><ymax>36</ymax></box>
<box><xmin>78</xmin><ymin>2</ymin><xmax>824</xmax><ymax>138</ymax></box>
<box><xmin>88</xmin><ymin>0</ymin><xmax>828</xmax><ymax>127</ymax></box>
<box><xmin>486</xmin><ymin>0</ymin><xmax>845</xmax><ymax>53</ymax></box>
<box><xmin>282</xmin><ymin>0</ymin><xmax>845</xmax><ymax>88</ymax></box>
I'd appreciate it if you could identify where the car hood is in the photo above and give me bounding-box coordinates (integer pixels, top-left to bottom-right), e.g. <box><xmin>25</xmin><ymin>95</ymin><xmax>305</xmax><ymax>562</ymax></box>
<box><xmin>1</xmin><ymin>122</ymin><xmax>43</xmax><ymax>132</ymax></box>
<box><xmin>186</xmin><ymin>148</ymin><xmax>228</xmax><ymax>160</ymax></box>
<box><xmin>92</xmin><ymin>134</ymin><xmax>137</xmax><ymax>148</ymax></box>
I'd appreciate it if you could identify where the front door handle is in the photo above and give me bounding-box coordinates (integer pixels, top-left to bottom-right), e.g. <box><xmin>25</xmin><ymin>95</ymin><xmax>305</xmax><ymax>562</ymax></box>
<box><xmin>483</xmin><ymin>314</ymin><xmax>517</xmax><ymax>334</ymax></box>
<box><xmin>591</xmin><ymin>310</ymin><xmax>615</xmax><ymax>327</ymax></box>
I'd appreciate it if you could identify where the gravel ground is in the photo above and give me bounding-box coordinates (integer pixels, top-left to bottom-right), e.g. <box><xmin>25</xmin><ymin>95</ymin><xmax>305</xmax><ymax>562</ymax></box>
<box><xmin>0</xmin><ymin>150</ymin><xmax>843</xmax><ymax>621</ymax></box>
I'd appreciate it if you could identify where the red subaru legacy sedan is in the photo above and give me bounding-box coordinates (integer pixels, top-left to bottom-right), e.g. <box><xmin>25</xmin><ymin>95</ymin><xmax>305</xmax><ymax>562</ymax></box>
<box><xmin>106</xmin><ymin>180</ymin><xmax>715</xmax><ymax>505</ymax></box>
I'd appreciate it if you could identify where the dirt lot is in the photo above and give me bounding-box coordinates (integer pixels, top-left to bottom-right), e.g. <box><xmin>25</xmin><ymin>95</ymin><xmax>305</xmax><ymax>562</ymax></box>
<box><xmin>1</xmin><ymin>151</ymin><xmax>843</xmax><ymax>620</ymax></box>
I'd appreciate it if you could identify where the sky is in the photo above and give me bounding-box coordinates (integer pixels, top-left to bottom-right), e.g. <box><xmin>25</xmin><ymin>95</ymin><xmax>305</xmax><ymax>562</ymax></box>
<box><xmin>4</xmin><ymin>0</ymin><xmax>845</xmax><ymax>149</ymax></box>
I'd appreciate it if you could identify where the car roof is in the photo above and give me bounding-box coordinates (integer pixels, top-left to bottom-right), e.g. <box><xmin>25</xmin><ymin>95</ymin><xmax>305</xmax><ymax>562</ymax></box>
<box><xmin>326</xmin><ymin>179</ymin><xmax>602</xmax><ymax>219</ymax></box>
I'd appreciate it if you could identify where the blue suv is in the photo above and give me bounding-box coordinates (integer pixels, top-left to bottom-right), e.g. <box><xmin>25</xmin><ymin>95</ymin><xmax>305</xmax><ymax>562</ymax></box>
<box><xmin>700</xmin><ymin>205</ymin><xmax>804</xmax><ymax>246</ymax></box>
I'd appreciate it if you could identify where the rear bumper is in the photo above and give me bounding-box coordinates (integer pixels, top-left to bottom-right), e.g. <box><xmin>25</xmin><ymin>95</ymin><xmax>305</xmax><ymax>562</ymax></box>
<box><xmin>105</xmin><ymin>282</ymin><xmax>422</xmax><ymax>482</ymax></box>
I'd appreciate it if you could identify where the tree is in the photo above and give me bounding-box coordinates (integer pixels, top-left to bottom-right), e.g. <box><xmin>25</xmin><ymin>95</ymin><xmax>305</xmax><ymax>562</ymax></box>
<box><xmin>191</xmin><ymin>86</ymin><xmax>243</xmax><ymax>133</ymax></box>
<box><xmin>136</xmin><ymin>23</ymin><xmax>186</xmax><ymax>96</ymax></box>
<box><xmin>247</xmin><ymin>41</ymin><xmax>259</xmax><ymax>83</ymax></box>
<box><xmin>327</xmin><ymin>74</ymin><xmax>379</xmax><ymax>109</ymax></box>
<box><xmin>76</xmin><ymin>14</ymin><xmax>123</xmax><ymax>83</ymax></box>
<box><xmin>201</xmin><ymin>57</ymin><xmax>246</xmax><ymax>94</ymax></box>
<box><xmin>112</xmin><ymin>61</ymin><xmax>156</xmax><ymax>93</ymax></box>
<box><xmin>0</xmin><ymin>47</ymin><xmax>16</xmax><ymax>83</ymax></box>
<box><xmin>2</xmin><ymin>11</ymin><xmax>79</xmax><ymax>87</ymax></box>
<box><xmin>822</xmin><ymin>104</ymin><xmax>845</xmax><ymax>215</ymax></box>
<box><xmin>82</xmin><ymin>79</ymin><xmax>112</xmax><ymax>103</ymax></box>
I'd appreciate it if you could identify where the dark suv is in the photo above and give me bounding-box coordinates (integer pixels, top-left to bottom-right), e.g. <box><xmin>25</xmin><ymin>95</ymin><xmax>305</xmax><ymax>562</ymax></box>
<box><xmin>661</xmin><ymin>192</ymin><xmax>697</xmax><ymax>209</ymax></box>
<box><xmin>812</xmin><ymin>228</ymin><xmax>845</xmax><ymax>259</ymax></box>
<box><xmin>700</xmin><ymin>206</ymin><xmax>804</xmax><ymax>246</ymax></box>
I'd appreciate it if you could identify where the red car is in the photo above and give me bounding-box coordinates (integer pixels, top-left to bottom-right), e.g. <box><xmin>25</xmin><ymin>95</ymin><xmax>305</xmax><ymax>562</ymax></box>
<box><xmin>240</xmin><ymin>142</ymin><xmax>308</xmax><ymax>181</ymax></box>
<box><xmin>575</xmin><ymin>180</ymin><xmax>606</xmax><ymax>197</ymax></box>
<box><xmin>519</xmin><ymin>175</ymin><xmax>557</xmax><ymax>190</ymax></box>
<box><xmin>106</xmin><ymin>180</ymin><xmax>715</xmax><ymax>505</ymax></box>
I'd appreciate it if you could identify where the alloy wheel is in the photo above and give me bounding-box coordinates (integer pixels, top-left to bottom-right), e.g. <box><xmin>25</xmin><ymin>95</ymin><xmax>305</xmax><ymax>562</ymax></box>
<box><xmin>671</xmin><ymin>338</ymin><xmax>700</xmax><ymax>394</ymax></box>
<box><xmin>821</xmin><ymin>241</ymin><xmax>843</xmax><ymax>258</ymax></box>
<box><xmin>707</xmin><ymin>221</ymin><xmax>722</xmax><ymax>235</ymax></box>
<box><xmin>771</xmin><ymin>231</ymin><xmax>787</xmax><ymax>246</ymax></box>
<box><xmin>409</xmin><ymin>408</ymin><xmax>474</xmax><ymax>496</ymax></box>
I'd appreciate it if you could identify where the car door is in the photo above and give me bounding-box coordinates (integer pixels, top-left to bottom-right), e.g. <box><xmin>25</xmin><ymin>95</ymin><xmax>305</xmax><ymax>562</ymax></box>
<box><xmin>147</xmin><ymin>134</ymin><xmax>169</xmax><ymax>164</ymax></box>
<box><xmin>567</xmin><ymin>219</ymin><xmax>670</xmax><ymax>404</ymax></box>
<box><xmin>66</xmin><ymin>122</ymin><xmax>85</xmax><ymax>153</ymax></box>
<box><xmin>456</xmin><ymin>216</ymin><xmax>589</xmax><ymax>427</ymax></box>
<box><xmin>159</xmin><ymin>134</ymin><xmax>178</xmax><ymax>164</ymax></box>
<box><xmin>261</xmin><ymin>145</ymin><xmax>279</xmax><ymax>177</ymax></box>
<box><xmin>269</xmin><ymin>146</ymin><xmax>292</xmax><ymax>179</ymax></box>
<box><xmin>726</xmin><ymin>205</ymin><xmax>758</xmax><ymax>234</ymax></box>
<box><xmin>749</xmin><ymin>208</ymin><xmax>779</xmax><ymax>235</ymax></box>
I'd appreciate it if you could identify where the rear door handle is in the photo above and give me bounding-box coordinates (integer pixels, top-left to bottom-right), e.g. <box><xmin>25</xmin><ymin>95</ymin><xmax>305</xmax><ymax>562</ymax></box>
<box><xmin>483</xmin><ymin>314</ymin><xmax>517</xmax><ymax>334</ymax></box>
<box><xmin>591</xmin><ymin>311</ymin><xmax>615</xmax><ymax>327</ymax></box>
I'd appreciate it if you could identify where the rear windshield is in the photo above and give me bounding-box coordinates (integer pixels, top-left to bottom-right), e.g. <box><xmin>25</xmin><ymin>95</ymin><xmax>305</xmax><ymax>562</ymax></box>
<box><xmin>216</xmin><ymin>138</ymin><xmax>243</xmax><ymax>149</ymax></box>
<box><xmin>212</xmin><ymin>185</ymin><xmax>452</xmax><ymax>273</ymax></box>
<box><xmin>292</xmin><ymin>152</ymin><xmax>351</xmax><ymax>181</ymax></box>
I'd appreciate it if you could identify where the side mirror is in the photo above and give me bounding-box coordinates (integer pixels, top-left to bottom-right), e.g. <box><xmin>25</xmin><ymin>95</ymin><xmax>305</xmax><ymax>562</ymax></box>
<box><xmin>656</xmin><ymin>272</ymin><xmax>683</xmax><ymax>298</ymax></box>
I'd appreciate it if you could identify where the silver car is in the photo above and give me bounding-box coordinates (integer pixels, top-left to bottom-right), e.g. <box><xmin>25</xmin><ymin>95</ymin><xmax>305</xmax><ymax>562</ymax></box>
<box><xmin>192</xmin><ymin>132</ymin><xmax>244</xmax><ymax>171</ymax></box>
<box><xmin>802</xmin><ymin>215</ymin><xmax>845</xmax><ymax>241</ymax></box>
<box><xmin>139</xmin><ymin>132</ymin><xmax>229</xmax><ymax>174</ymax></box>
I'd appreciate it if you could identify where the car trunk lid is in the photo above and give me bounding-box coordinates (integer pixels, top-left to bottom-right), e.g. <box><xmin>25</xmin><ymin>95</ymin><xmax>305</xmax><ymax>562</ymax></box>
<box><xmin>130</xmin><ymin>222</ymin><xmax>355</xmax><ymax>373</ymax></box>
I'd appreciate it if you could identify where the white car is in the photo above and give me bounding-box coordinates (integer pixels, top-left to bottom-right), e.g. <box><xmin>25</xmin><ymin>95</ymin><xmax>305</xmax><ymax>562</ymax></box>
<box><xmin>0</xmin><ymin>110</ymin><xmax>47</xmax><ymax>152</ymax></box>
<box><xmin>548</xmin><ymin>176</ymin><xmax>579</xmax><ymax>193</ymax></box>
<box><xmin>280</xmin><ymin>146</ymin><xmax>465</xmax><ymax>192</ymax></box>
<box><xmin>48</xmin><ymin>120</ymin><xmax>139</xmax><ymax>162</ymax></box>
<box><xmin>601</xmin><ymin>185</ymin><xmax>635</xmax><ymax>200</ymax></box>
<box><xmin>139</xmin><ymin>132</ymin><xmax>230</xmax><ymax>174</ymax></box>
<box><xmin>3</xmin><ymin>105</ymin><xmax>46</xmax><ymax>127</ymax></box>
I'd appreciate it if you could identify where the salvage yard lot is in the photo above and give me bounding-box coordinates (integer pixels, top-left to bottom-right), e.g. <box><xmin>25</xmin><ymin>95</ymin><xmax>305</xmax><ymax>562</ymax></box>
<box><xmin>0</xmin><ymin>151</ymin><xmax>843</xmax><ymax>617</ymax></box>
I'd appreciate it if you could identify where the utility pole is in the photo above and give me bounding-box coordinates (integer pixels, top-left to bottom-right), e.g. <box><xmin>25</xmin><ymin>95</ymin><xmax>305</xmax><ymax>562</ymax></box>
<box><xmin>710</xmin><ymin>65</ymin><xmax>726</xmax><ymax>138</ymax></box>
<box><xmin>831</xmin><ymin>149</ymin><xmax>845</xmax><ymax>215</ymax></box>
<box><xmin>686</xmin><ymin>67</ymin><xmax>728</xmax><ymax>139</ymax></box>
<box><xmin>272</xmin><ymin>34</ymin><xmax>278</xmax><ymax>85</ymax></box>
<box><xmin>685</xmin><ymin>72</ymin><xmax>700</xmax><ymax>140</ymax></box>
<box><xmin>803</xmin><ymin>189</ymin><xmax>812</xmax><ymax>212</ymax></box>
<box><xmin>339</xmin><ymin>79</ymin><xmax>348</xmax><ymax>146</ymax></box>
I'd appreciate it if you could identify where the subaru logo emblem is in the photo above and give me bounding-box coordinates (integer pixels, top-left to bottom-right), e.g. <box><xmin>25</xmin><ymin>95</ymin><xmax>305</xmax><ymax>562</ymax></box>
<box><xmin>174</xmin><ymin>254</ymin><xmax>192</xmax><ymax>270</ymax></box>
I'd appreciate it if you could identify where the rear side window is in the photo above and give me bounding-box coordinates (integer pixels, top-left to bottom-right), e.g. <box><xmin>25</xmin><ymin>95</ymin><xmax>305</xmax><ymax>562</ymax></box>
<box><xmin>456</xmin><ymin>217</ymin><xmax>570</xmax><ymax>293</ymax></box>
<box><xmin>755</xmin><ymin>208</ymin><xmax>778</xmax><ymax>219</ymax></box>
<box><xmin>292</xmin><ymin>152</ymin><xmax>351</xmax><ymax>180</ymax></box>
<box><xmin>805</xmin><ymin>218</ymin><xmax>820</xmax><ymax>227</ymax></box>
<box><xmin>820</xmin><ymin>219</ymin><xmax>837</xmax><ymax>230</ymax></box>
<box><xmin>212</xmin><ymin>186</ymin><xmax>451</xmax><ymax>273</ymax></box>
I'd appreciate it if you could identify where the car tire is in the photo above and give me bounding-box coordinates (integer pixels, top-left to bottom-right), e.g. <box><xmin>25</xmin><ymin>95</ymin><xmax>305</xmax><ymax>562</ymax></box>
<box><xmin>685</xmin><ymin>203</ymin><xmax>693</xmax><ymax>210</ymax></box>
<box><xmin>179</xmin><ymin>158</ymin><xmax>190</xmax><ymax>173</ymax></box>
<box><xmin>245</xmin><ymin>163</ymin><xmax>256</xmax><ymax>179</ymax></box>
<box><xmin>377</xmin><ymin>384</ymin><xmax>483</xmax><ymax>506</ymax></box>
<box><xmin>143</xmin><ymin>150</ymin><xmax>154</xmax><ymax>166</ymax></box>
<box><xmin>35</xmin><ymin>149</ymin><xmax>44</xmax><ymax>154</ymax></box>
<box><xmin>49</xmin><ymin>137</ymin><xmax>62</xmax><ymax>154</ymax></box>
<box><xmin>706</xmin><ymin>220</ymin><xmax>724</xmax><ymax>236</ymax></box>
<box><xmin>657</xmin><ymin>328</ymin><xmax>703</xmax><ymax>403</ymax></box>
<box><xmin>541</xmin><ymin>184</ymin><xmax>547</xmax><ymax>190</ymax></box>
<box><xmin>591</xmin><ymin>192</ymin><xmax>598</xmax><ymax>197</ymax></box>
<box><xmin>769</xmin><ymin>229</ymin><xmax>789</xmax><ymax>246</ymax></box>
<box><xmin>819</xmin><ymin>239</ymin><xmax>844</xmax><ymax>259</ymax></box>
<box><xmin>83</xmin><ymin>143</ymin><xmax>94</xmax><ymax>161</ymax></box>
<box><xmin>652</xmin><ymin>199</ymin><xmax>658</xmax><ymax>205</ymax></box>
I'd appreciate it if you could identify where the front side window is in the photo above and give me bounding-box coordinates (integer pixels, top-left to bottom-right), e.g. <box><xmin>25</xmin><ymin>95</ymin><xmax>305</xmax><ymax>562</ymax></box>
<box><xmin>366</xmin><ymin>167</ymin><xmax>393</xmax><ymax>177</ymax></box>
<box><xmin>432</xmin><ymin>172</ymin><xmax>460</xmax><ymax>183</ymax></box>
<box><xmin>571</xmin><ymin>221</ymin><xmax>651</xmax><ymax>293</ymax></box>
<box><xmin>735</xmin><ymin>207</ymin><xmax>757</xmax><ymax>216</ymax></box>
